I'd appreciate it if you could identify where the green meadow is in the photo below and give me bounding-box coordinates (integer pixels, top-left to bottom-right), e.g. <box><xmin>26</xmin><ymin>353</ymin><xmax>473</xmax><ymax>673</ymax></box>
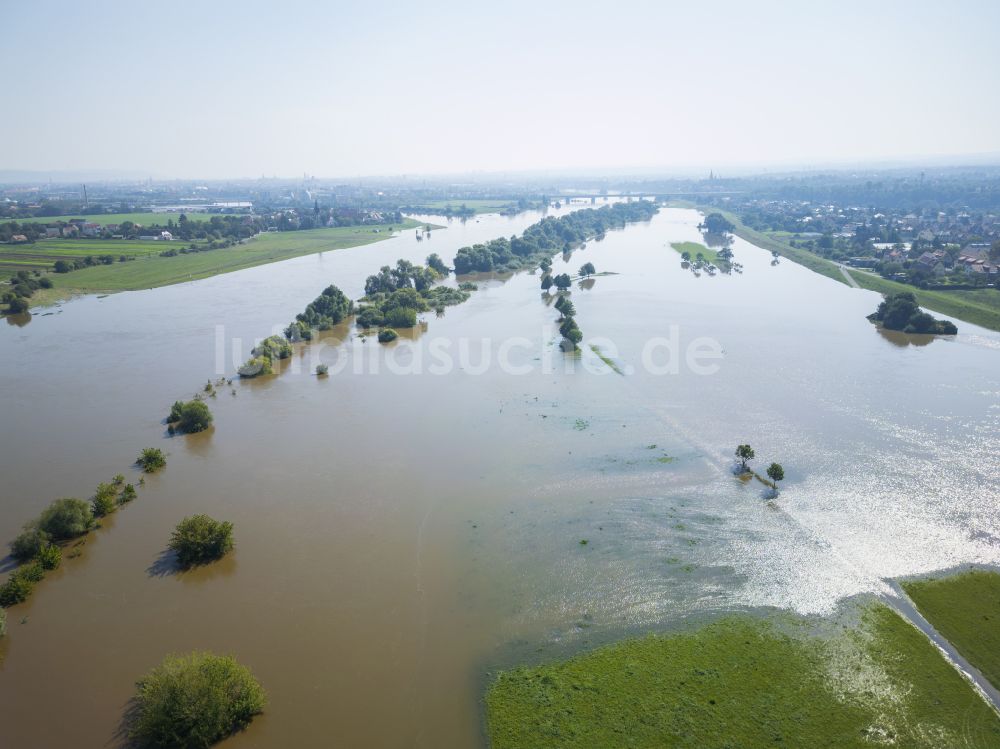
<box><xmin>904</xmin><ymin>570</ymin><xmax>1000</xmax><ymax>691</ymax></box>
<box><xmin>670</xmin><ymin>240</ymin><xmax>721</xmax><ymax>264</ymax></box>
<box><xmin>486</xmin><ymin>604</ymin><xmax>1000</xmax><ymax>749</ymax></box>
<box><xmin>4</xmin><ymin>219</ymin><xmax>427</xmax><ymax>295</ymax></box>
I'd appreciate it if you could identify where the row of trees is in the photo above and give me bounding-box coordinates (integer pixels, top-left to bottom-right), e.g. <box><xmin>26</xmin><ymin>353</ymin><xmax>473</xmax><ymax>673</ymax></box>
<box><xmin>553</xmin><ymin>293</ymin><xmax>583</xmax><ymax>348</ymax></box>
<box><xmin>452</xmin><ymin>201</ymin><xmax>658</xmax><ymax>274</ymax></box>
<box><xmin>2</xmin><ymin>270</ymin><xmax>52</xmax><ymax>314</ymax></box>
<box><xmin>1</xmin><ymin>454</ymin><xmax>152</xmax><ymax>608</ymax></box>
<box><xmin>0</xmin><ymin>206</ymin><xmax>407</xmax><ymax>246</ymax></box>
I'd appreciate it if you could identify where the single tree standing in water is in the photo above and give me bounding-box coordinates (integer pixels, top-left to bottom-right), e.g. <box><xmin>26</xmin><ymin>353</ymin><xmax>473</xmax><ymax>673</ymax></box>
<box><xmin>767</xmin><ymin>463</ymin><xmax>784</xmax><ymax>493</ymax></box>
<box><xmin>735</xmin><ymin>444</ymin><xmax>755</xmax><ymax>473</ymax></box>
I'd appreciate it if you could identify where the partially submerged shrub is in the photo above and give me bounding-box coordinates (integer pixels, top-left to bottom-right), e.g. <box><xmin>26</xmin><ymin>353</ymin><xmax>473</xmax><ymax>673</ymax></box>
<box><xmin>37</xmin><ymin>543</ymin><xmax>61</xmax><ymax>570</ymax></box>
<box><xmin>130</xmin><ymin>652</ymin><xmax>266</xmax><ymax>748</ymax></box>
<box><xmin>0</xmin><ymin>607</ymin><xmax>6</xmax><ymax>638</ymax></box>
<box><xmin>355</xmin><ymin>304</ymin><xmax>385</xmax><ymax>329</ymax></box>
<box><xmin>93</xmin><ymin>482</ymin><xmax>120</xmax><ymax>515</ymax></box>
<box><xmin>0</xmin><ymin>572</ymin><xmax>34</xmax><ymax>606</ymax></box>
<box><xmin>238</xmin><ymin>335</ymin><xmax>293</xmax><ymax>378</ymax></box>
<box><xmin>92</xmin><ymin>486</ymin><xmax>118</xmax><ymax>517</ymax></box>
<box><xmin>252</xmin><ymin>335</ymin><xmax>292</xmax><ymax>361</ymax></box>
<box><xmin>36</xmin><ymin>497</ymin><xmax>94</xmax><ymax>540</ymax></box>
<box><xmin>168</xmin><ymin>400</ymin><xmax>213</xmax><ymax>433</ymax></box>
<box><xmin>169</xmin><ymin>515</ymin><xmax>234</xmax><ymax>567</ymax></box>
<box><xmin>377</xmin><ymin>328</ymin><xmax>398</xmax><ymax>343</ymax></box>
<box><xmin>11</xmin><ymin>527</ymin><xmax>49</xmax><ymax>561</ymax></box>
<box><xmin>138</xmin><ymin>448</ymin><xmax>167</xmax><ymax>473</ymax></box>
<box><xmin>238</xmin><ymin>355</ymin><xmax>273</xmax><ymax>378</ymax></box>
<box><xmin>284</xmin><ymin>319</ymin><xmax>313</xmax><ymax>342</ymax></box>
<box><xmin>0</xmin><ymin>562</ymin><xmax>45</xmax><ymax>606</ymax></box>
<box><xmin>316</xmin><ymin>364</ymin><xmax>329</xmax><ymax>376</ymax></box>
<box><xmin>119</xmin><ymin>484</ymin><xmax>138</xmax><ymax>503</ymax></box>
<box><xmin>384</xmin><ymin>306</ymin><xmax>417</xmax><ymax>328</ymax></box>
<box><xmin>17</xmin><ymin>561</ymin><xmax>45</xmax><ymax>583</ymax></box>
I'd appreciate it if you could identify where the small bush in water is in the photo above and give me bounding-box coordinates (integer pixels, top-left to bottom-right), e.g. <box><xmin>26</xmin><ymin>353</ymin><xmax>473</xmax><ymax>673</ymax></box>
<box><xmin>92</xmin><ymin>482</ymin><xmax>118</xmax><ymax>517</ymax></box>
<box><xmin>130</xmin><ymin>652</ymin><xmax>266</xmax><ymax>748</ymax></box>
<box><xmin>169</xmin><ymin>515</ymin><xmax>234</xmax><ymax>567</ymax></box>
<box><xmin>137</xmin><ymin>448</ymin><xmax>167</xmax><ymax>473</ymax></box>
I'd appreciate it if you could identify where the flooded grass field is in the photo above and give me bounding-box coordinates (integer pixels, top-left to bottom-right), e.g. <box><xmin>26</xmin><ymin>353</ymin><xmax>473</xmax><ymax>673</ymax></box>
<box><xmin>1</xmin><ymin>206</ymin><xmax>998</xmax><ymax>747</ymax></box>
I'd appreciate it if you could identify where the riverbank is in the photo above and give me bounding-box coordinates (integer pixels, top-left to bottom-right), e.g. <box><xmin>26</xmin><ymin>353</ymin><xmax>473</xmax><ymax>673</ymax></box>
<box><xmin>486</xmin><ymin>601</ymin><xmax>1000</xmax><ymax>748</ymax></box>
<box><xmin>8</xmin><ymin>219</ymin><xmax>433</xmax><ymax>309</ymax></box>
<box><xmin>680</xmin><ymin>203</ymin><xmax>1000</xmax><ymax>332</ymax></box>
<box><xmin>903</xmin><ymin>569</ymin><xmax>1000</xmax><ymax>691</ymax></box>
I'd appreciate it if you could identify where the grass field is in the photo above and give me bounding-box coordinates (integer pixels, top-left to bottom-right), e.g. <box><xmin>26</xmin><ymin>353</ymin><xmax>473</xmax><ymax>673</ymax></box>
<box><xmin>0</xmin><ymin>238</ymin><xmax>214</xmax><ymax>278</ymax></box>
<box><xmin>670</xmin><ymin>240</ymin><xmax>721</xmax><ymax>264</ymax></box>
<box><xmin>686</xmin><ymin>204</ymin><xmax>1000</xmax><ymax>331</ymax></box>
<box><xmin>486</xmin><ymin>604</ymin><xmax>1000</xmax><ymax>748</ymax></box>
<box><xmin>903</xmin><ymin>570</ymin><xmax>1000</xmax><ymax>690</ymax></box>
<box><xmin>8</xmin><ymin>212</ymin><xmax>239</xmax><ymax>226</ymax></box>
<box><xmin>2</xmin><ymin>219</ymin><xmax>428</xmax><ymax>299</ymax></box>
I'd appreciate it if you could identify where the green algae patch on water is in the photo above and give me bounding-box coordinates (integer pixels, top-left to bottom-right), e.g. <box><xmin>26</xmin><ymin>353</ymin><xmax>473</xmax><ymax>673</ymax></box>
<box><xmin>588</xmin><ymin>345</ymin><xmax>624</xmax><ymax>376</ymax></box>
<box><xmin>485</xmin><ymin>606</ymin><xmax>1000</xmax><ymax>749</ymax></box>
<box><xmin>903</xmin><ymin>569</ymin><xmax>1000</xmax><ymax>691</ymax></box>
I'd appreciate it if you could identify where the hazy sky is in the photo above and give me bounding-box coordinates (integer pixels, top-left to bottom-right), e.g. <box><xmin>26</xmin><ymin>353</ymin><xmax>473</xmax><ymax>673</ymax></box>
<box><xmin>3</xmin><ymin>0</ymin><xmax>999</xmax><ymax>178</ymax></box>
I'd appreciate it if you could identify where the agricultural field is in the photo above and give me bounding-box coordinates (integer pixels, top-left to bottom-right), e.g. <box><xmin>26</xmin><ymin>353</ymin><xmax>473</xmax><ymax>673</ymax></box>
<box><xmin>7</xmin><ymin>219</ymin><xmax>428</xmax><ymax>295</ymax></box>
<box><xmin>0</xmin><ymin>239</ymin><xmax>186</xmax><ymax>278</ymax></box>
<box><xmin>8</xmin><ymin>211</ymin><xmax>238</xmax><ymax>226</ymax></box>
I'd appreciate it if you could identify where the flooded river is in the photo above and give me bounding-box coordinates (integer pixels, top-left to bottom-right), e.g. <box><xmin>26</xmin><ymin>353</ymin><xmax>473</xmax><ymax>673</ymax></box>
<box><xmin>0</xmin><ymin>206</ymin><xmax>998</xmax><ymax>747</ymax></box>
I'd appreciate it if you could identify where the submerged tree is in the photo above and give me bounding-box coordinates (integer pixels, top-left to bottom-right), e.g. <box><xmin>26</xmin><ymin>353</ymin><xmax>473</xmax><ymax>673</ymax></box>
<box><xmin>766</xmin><ymin>463</ymin><xmax>785</xmax><ymax>492</ymax></box>
<box><xmin>168</xmin><ymin>400</ymin><xmax>214</xmax><ymax>433</ymax></box>
<box><xmin>426</xmin><ymin>253</ymin><xmax>449</xmax><ymax>275</ymax></box>
<box><xmin>735</xmin><ymin>444</ymin><xmax>755</xmax><ymax>473</ymax></box>
<box><xmin>137</xmin><ymin>447</ymin><xmax>167</xmax><ymax>473</ymax></box>
<box><xmin>867</xmin><ymin>291</ymin><xmax>957</xmax><ymax>335</ymax></box>
<box><xmin>169</xmin><ymin>515</ymin><xmax>234</xmax><ymax>567</ymax></box>
<box><xmin>579</xmin><ymin>262</ymin><xmax>596</xmax><ymax>277</ymax></box>
<box><xmin>130</xmin><ymin>652</ymin><xmax>265</xmax><ymax>747</ymax></box>
<box><xmin>700</xmin><ymin>212</ymin><xmax>735</xmax><ymax>234</ymax></box>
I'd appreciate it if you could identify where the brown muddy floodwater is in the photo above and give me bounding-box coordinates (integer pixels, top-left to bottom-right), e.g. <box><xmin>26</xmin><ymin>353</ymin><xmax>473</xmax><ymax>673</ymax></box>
<box><xmin>1</xmin><ymin>205</ymin><xmax>999</xmax><ymax>747</ymax></box>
